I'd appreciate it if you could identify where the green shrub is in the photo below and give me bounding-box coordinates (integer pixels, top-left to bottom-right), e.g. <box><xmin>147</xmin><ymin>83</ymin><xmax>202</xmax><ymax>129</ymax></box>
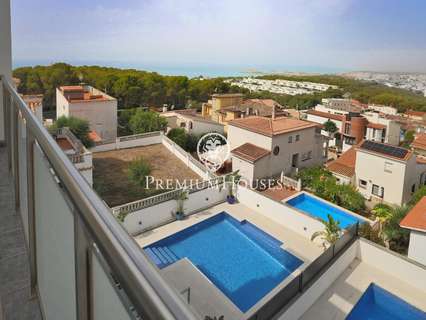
<box><xmin>128</xmin><ymin>158</ymin><xmax>152</xmax><ymax>188</ymax></box>
<box><xmin>51</xmin><ymin>115</ymin><xmax>94</xmax><ymax>148</ymax></box>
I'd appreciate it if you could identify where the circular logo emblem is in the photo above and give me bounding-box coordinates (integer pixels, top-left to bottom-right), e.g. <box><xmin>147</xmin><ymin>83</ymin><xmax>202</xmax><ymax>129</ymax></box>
<box><xmin>197</xmin><ymin>133</ymin><xmax>230</xmax><ymax>172</ymax></box>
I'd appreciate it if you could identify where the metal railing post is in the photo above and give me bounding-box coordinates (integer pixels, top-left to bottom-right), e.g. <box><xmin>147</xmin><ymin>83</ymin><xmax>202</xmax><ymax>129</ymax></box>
<box><xmin>74</xmin><ymin>213</ymin><xmax>92</xmax><ymax>320</ymax></box>
<box><xmin>26</xmin><ymin>130</ymin><xmax>38</xmax><ymax>296</ymax></box>
<box><xmin>12</xmin><ymin>101</ymin><xmax>20</xmax><ymax>208</ymax></box>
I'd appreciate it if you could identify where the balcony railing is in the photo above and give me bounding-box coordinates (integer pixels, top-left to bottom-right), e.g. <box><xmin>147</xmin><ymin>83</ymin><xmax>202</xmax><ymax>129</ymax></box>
<box><xmin>1</xmin><ymin>75</ymin><xmax>198</xmax><ymax>320</ymax></box>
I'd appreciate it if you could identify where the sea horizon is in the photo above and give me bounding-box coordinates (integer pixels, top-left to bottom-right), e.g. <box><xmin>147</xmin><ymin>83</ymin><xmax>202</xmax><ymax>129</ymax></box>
<box><xmin>12</xmin><ymin>59</ymin><xmax>347</xmax><ymax>78</ymax></box>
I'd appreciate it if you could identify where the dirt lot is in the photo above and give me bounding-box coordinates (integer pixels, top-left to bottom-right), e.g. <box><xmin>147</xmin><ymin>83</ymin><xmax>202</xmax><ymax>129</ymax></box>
<box><xmin>93</xmin><ymin>144</ymin><xmax>201</xmax><ymax>207</ymax></box>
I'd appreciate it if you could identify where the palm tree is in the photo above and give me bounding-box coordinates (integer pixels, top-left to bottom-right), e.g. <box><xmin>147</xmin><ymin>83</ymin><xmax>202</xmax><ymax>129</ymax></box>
<box><xmin>371</xmin><ymin>203</ymin><xmax>393</xmax><ymax>241</ymax></box>
<box><xmin>174</xmin><ymin>189</ymin><xmax>188</xmax><ymax>219</ymax></box>
<box><xmin>311</xmin><ymin>214</ymin><xmax>341</xmax><ymax>249</ymax></box>
<box><xmin>221</xmin><ymin>170</ymin><xmax>241</xmax><ymax>203</ymax></box>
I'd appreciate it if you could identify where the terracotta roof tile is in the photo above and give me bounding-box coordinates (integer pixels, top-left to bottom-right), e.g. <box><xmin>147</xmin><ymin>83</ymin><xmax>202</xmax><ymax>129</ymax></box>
<box><xmin>231</xmin><ymin>143</ymin><xmax>270</xmax><ymax>163</ymax></box>
<box><xmin>400</xmin><ymin>196</ymin><xmax>426</xmax><ymax>232</ymax></box>
<box><xmin>326</xmin><ymin>147</ymin><xmax>357</xmax><ymax>177</ymax></box>
<box><xmin>405</xmin><ymin>110</ymin><xmax>426</xmax><ymax>117</ymax></box>
<box><xmin>367</xmin><ymin>122</ymin><xmax>386</xmax><ymax>130</ymax></box>
<box><xmin>412</xmin><ymin>133</ymin><xmax>426</xmax><ymax>151</ymax></box>
<box><xmin>88</xmin><ymin>131</ymin><xmax>102</xmax><ymax>142</ymax></box>
<box><xmin>306</xmin><ymin>109</ymin><xmax>345</xmax><ymax>121</ymax></box>
<box><xmin>229</xmin><ymin>116</ymin><xmax>318</xmax><ymax>137</ymax></box>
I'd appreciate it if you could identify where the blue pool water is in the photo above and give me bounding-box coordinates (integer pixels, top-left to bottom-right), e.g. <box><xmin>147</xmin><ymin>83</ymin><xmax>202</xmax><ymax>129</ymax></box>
<box><xmin>144</xmin><ymin>213</ymin><xmax>303</xmax><ymax>312</ymax></box>
<box><xmin>286</xmin><ymin>193</ymin><xmax>363</xmax><ymax>228</ymax></box>
<box><xmin>346</xmin><ymin>283</ymin><xmax>426</xmax><ymax>320</ymax></box>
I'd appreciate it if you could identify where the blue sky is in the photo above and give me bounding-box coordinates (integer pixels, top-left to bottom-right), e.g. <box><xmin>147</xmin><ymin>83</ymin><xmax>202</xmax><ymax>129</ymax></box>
<box><xmin>11</xmin><ymin>0</ymin><xmax>426</xmax><ymax>73</ymax></box>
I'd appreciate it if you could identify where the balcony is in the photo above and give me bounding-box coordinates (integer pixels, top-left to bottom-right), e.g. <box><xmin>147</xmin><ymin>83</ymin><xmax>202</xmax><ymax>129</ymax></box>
<box><xmin>0</xmin><ymin>76</ymin><xmax>198</xmax><ymax>320</ymax></box>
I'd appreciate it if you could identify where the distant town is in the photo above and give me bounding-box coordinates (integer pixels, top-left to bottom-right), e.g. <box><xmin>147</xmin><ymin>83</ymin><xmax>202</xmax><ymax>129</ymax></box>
<box><xmin>225</xmin><ymin>77</ymin><xmax>338</xmax><ymax>95</ymax></box>
<box><xmin>344</xmin><ymin>71</ymin><xmax>426</xmax><ymax>97</ymax></box>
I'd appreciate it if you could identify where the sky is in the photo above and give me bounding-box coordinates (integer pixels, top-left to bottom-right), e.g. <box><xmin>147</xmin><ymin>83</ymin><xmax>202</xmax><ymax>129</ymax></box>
<box><xmin>11</xmin><ymin>0</ymin><xmax>426</xmax><ymax>74</ymax></box>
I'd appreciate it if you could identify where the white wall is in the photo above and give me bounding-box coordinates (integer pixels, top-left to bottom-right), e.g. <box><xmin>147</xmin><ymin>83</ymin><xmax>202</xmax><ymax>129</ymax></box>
<box><xmin>408</xmin><ymin>231</ymin><xmax>426</xmax><ymax>266</ymax></box>
<box><xmin>0</xmin><ymin>0</ymin><xmax>12</xmax><ymax>141</ymax></box>
<box><xmin>355</xmin><ymin>150</ymin><xmax>408</xmax><ymax>205</ymax></box>
<box><xmin>358</xmin><ymin>239</ymin><xmax>426</xmax><ymax>292</ymax></box>
<box><xmin>56</xmin><ymin>88</ymin><xmax>118</xmax><ymax>140</ymax></box>
<box><xmin>236</xmin><ymin>186</ymin><xmax>325</xmax><ymax>239</ymax></box>
<box><xmin>227</xmin><ymin>125</ymin><xmax>272</xmax><ymax>150</ymax></box>
<box><xmin>278</xmin><ymin>241</ymin><xmax>358</xmax><ymax>320</ymax></box>
<box><xmin>121</xmin><ymin>187</ymin><xmax>228</xmax><ymax>235</ymax></box>
<box><xmin>90</xmin><ymin>133</ymin><xmax>163</xmax><ymax>153</ymax></box>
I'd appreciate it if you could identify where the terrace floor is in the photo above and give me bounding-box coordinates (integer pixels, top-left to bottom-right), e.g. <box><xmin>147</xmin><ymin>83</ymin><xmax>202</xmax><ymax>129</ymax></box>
<box><xmin>0</xmin><ymin>148</ymin><xmax>42</xmax><ymax>319</ymax></box>
<box><xmin>300</xmin><ymin>258</ymin><xmax>426</xmax><ymax>320</ymax></box>
<box><xmin>259</xmin><ymin>185</ymin><xmax>298</xmax><ymax>202</ymax></box>
<box><xmin>93</xmin><ymin>144</ymin><xmax>201</xmax><ymax>207</ymax></box>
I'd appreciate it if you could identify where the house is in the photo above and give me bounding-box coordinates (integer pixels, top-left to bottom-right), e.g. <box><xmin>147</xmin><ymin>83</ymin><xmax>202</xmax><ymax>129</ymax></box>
<box><xmin>405</xmin><ymin>110</ymin><xmax>426</xmax><ymax>121</ymax></box>
<box><xmin>160</xmin><ymin>109</ymin><xmax>225</xmax><ymax>135</ymax></box>
<box><xmin>201</xmin><ymin>94</ymin><xmax>286</xmax><ymax>131</ymax></box>
<box><xmin>400</xmin><ymin>196</ymin><xmax>426</xmax><ymax>265</ymax></box>
<box><xmin>228</xmin><ymin>116</ymin><xmax>326</xmax><ymax>184</ymax></box>
<box><xmin>328</xmin><ymin>140</ymin><xmax>426</xmax><ymax>206</ymax></box>
<box><xmin>53</xmin><ymin>127</ymin><xmax>93</xmax><ymax>186</ymax></box>
<box><xmin>306</xmin><ymin>104</ymin><xmax>401</xmax><ymax>151</ymax></box>
<box><xmin>201</xmin><ymin>93</ymin><xmax>244</xmax><ymax>123</ymax></box>
<box><xmin>411</xmin><ymin>133</ymin><xmax>426</xmax><ymax>156</ymax></box>
<box><xmin>56</xmin><ymin>85</ymin><xmax>117</xmax><ymax>141</ymax></box>
<box><xmin>21</xmin><ymin>94</ymin><xmax>43</xmax><ymax>123</ymax></box>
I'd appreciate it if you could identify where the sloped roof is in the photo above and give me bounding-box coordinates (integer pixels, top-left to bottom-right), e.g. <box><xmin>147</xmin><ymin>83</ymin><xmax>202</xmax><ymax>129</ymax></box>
<box><xmin>229</xmin><ymin>116</ymin><xmax>318</xmax><ymax>137</ymax></box>
<box><xmin>306</xmin><ymin>109</ymin><xmax>345</xmax><ymax>121</ymax></box>
<box><xmin>231</xmin><ymin>143</ymin><xmax>270</xmax><ymax>163</ymax></box>
<box><xmin>400</xmin><ymin>196</ymin><xmax>426</xmax><ymax>232</ymax></box>
<box><xmin>412</xmin><ymin>133</ymin><xmax>426</xmax><ymax>151</ymax></box>
<box><xmin>327</xmin><ymin>147</ymin><xmax>357</xmax><ymax>177</ymax></box>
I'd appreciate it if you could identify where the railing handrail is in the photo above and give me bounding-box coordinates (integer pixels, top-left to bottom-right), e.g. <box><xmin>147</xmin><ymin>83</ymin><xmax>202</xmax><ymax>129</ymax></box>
<box><xmin>2</xmin><ymin>76</ymin><xmax>197</xmax><ymax>320</ymax></box>
<box><xmin>112</xmin><ymin>175</ymin><xmax>225</xmax><ymax>215</ymax></box>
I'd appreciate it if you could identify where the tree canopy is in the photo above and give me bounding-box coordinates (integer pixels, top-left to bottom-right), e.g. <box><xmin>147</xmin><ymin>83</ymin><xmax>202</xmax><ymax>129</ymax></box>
<box><xmin>128</xmin><ymin>110</ymin><xmax>167</xmax><ymax>134</ymax></box>
<box><xmin>50</xmin><ymin>115</ymin><xmax>93</xmax><ymax>147</ymax></box>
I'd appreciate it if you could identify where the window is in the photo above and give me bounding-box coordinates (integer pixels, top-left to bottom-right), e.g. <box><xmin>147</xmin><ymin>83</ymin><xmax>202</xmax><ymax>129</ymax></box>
<box><xmin>372</xmin><ymin>184</ymin><xmax>384</xmax><ymax>198</ymax></box>
<box><xmin>288</xmin><ymin>136</ymin><xmax>293</xmax><ymax>143</ymax></box>
<box><xmin>359</xmin><ymin>179</ymin><xmax>367</xmax><ymax>189</ymax></box>
<box><xmin>411</xmin><ymin>184</ymin><xmax>416</xmax><ymax>193</ymax></box>
<box><xmin>307</xmin><ymin>151</ymin><xmax>312</xmax><ymax>159</ymax></box>
<box><xmin>273</xmin><ymin>146</ymin><xmax>280</xmax><ymax>155</ymax></box>
<box><xmin>189</xmin><ymin>121</ymin><xmax>193</xmax><ymax>129</ymax></box>
<box><xmin>180</xmin><ymin>122</ymin><xmax>186</xmax><ymax>128</ymax></box>
<box><xmin>295</xmin><ymin>134</ymin><xmax>300</xmax><ymax>142</ymax></box>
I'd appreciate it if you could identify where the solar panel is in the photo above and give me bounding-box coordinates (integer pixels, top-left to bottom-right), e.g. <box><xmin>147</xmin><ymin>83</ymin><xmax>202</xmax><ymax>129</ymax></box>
<box><xmin>360</xmin><ymin>140</ymin><xmax>408</xmax><ymax>159</ymax></box>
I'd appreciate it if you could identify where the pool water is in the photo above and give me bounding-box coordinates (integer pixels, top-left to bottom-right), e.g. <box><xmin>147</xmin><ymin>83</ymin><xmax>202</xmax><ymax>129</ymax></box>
<box><xmin>144</xmin><ymin>212</ymin><xmax>303</xmax><ymax>312</ymax></box>
<box><xmin>286</xmin><ymin>193</ymin><xmax>363</xmax><ymax>228</ymax></box>
<box><xmin>346</xmin><ymin>283</ymin><xmax>426</xmax><ymax>320</ymax></box>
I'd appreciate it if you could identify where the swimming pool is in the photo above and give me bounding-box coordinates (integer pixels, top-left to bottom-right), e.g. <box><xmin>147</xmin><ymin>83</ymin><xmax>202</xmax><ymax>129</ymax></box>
<box><xmin>286</xmin><ymin>193</ymin><xmax>363</xmax><ymax>228</ymax></box>
<box><xmin>346</xmin><ymin>283</ymin><xmax>426</xmax><ymax>320</ymax></box>
<box><xmin>144</xmin><ymin>212</ymin><xmax>303</xmax><ymax>312</ymax></box>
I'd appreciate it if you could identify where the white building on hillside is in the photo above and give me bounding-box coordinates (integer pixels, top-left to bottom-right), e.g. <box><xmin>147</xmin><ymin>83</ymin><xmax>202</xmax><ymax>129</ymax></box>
<box><xmin>328</xmin><ymin>140</ymin><xmax>426</xmax><ymax>206</ymax></box>
<box><xmin>227</xmin><ymin>116</ymin><xmax>327</xmax><ymax>184</ymax></box>
<box><xmin>56</xmin><ymin>85</ymin><xmax>117</xmax><ymax>141</ymax></box>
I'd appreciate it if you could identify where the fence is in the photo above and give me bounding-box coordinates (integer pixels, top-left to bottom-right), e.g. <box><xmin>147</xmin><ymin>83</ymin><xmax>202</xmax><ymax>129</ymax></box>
<box><xmin>247</xmin><ymin>222</ymin><xmax>359</xmax><ymax>320</ymax></box>
<box><xmin>161</xmin><ymin>135</ymin><xmax>213</xmax><ymax>179</ymax></box>
<box><xmin>111</xmin><ymin>175</ymin><xmax>226</xmax><ymax>217</ymax></box>
<box><xmin>90</xmin><ymin>131</ymin><xmax>163</xmax><ymax>152</ymax></box>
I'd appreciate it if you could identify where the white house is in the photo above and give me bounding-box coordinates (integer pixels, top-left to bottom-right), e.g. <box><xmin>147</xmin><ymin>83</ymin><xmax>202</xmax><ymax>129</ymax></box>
<box><xmin>400</xmin><ymin>197</ymin><xmax>426</xmax><ymax>265</ymax></box>
<box><xmin>328</xmin><ymin>140</ymin><xmax>426</xmax><ymax>206</ymax></box>
<box><xmin>161</xmin><ymin>109</ymin><xmax>225</xmax><ymax>135</ymax></box>
<box><xmin>22</xmin><ymin>94</ymin><xmax>43</xmax><ymax>123</ymax></box>
<box><xmin>53</xmin><ymin>127</ymin><xmax>93</xmax><ymax>186</ymax></box>
<box><xmin>227</xmin><ymin>116</ymin><xmax>327</xmax><ymax>184</ymax></box>
<box><xmin>56</xmin><ymin>85</ymin><xmax>117</xmax><ymax>141</ymax></box>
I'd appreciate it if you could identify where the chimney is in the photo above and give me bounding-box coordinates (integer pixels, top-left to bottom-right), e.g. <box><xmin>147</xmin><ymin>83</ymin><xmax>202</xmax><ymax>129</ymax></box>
<box><xmin>272</xmin><ymin>105</ymin><xmax>276</xmax><ymax>120</ymax></box>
